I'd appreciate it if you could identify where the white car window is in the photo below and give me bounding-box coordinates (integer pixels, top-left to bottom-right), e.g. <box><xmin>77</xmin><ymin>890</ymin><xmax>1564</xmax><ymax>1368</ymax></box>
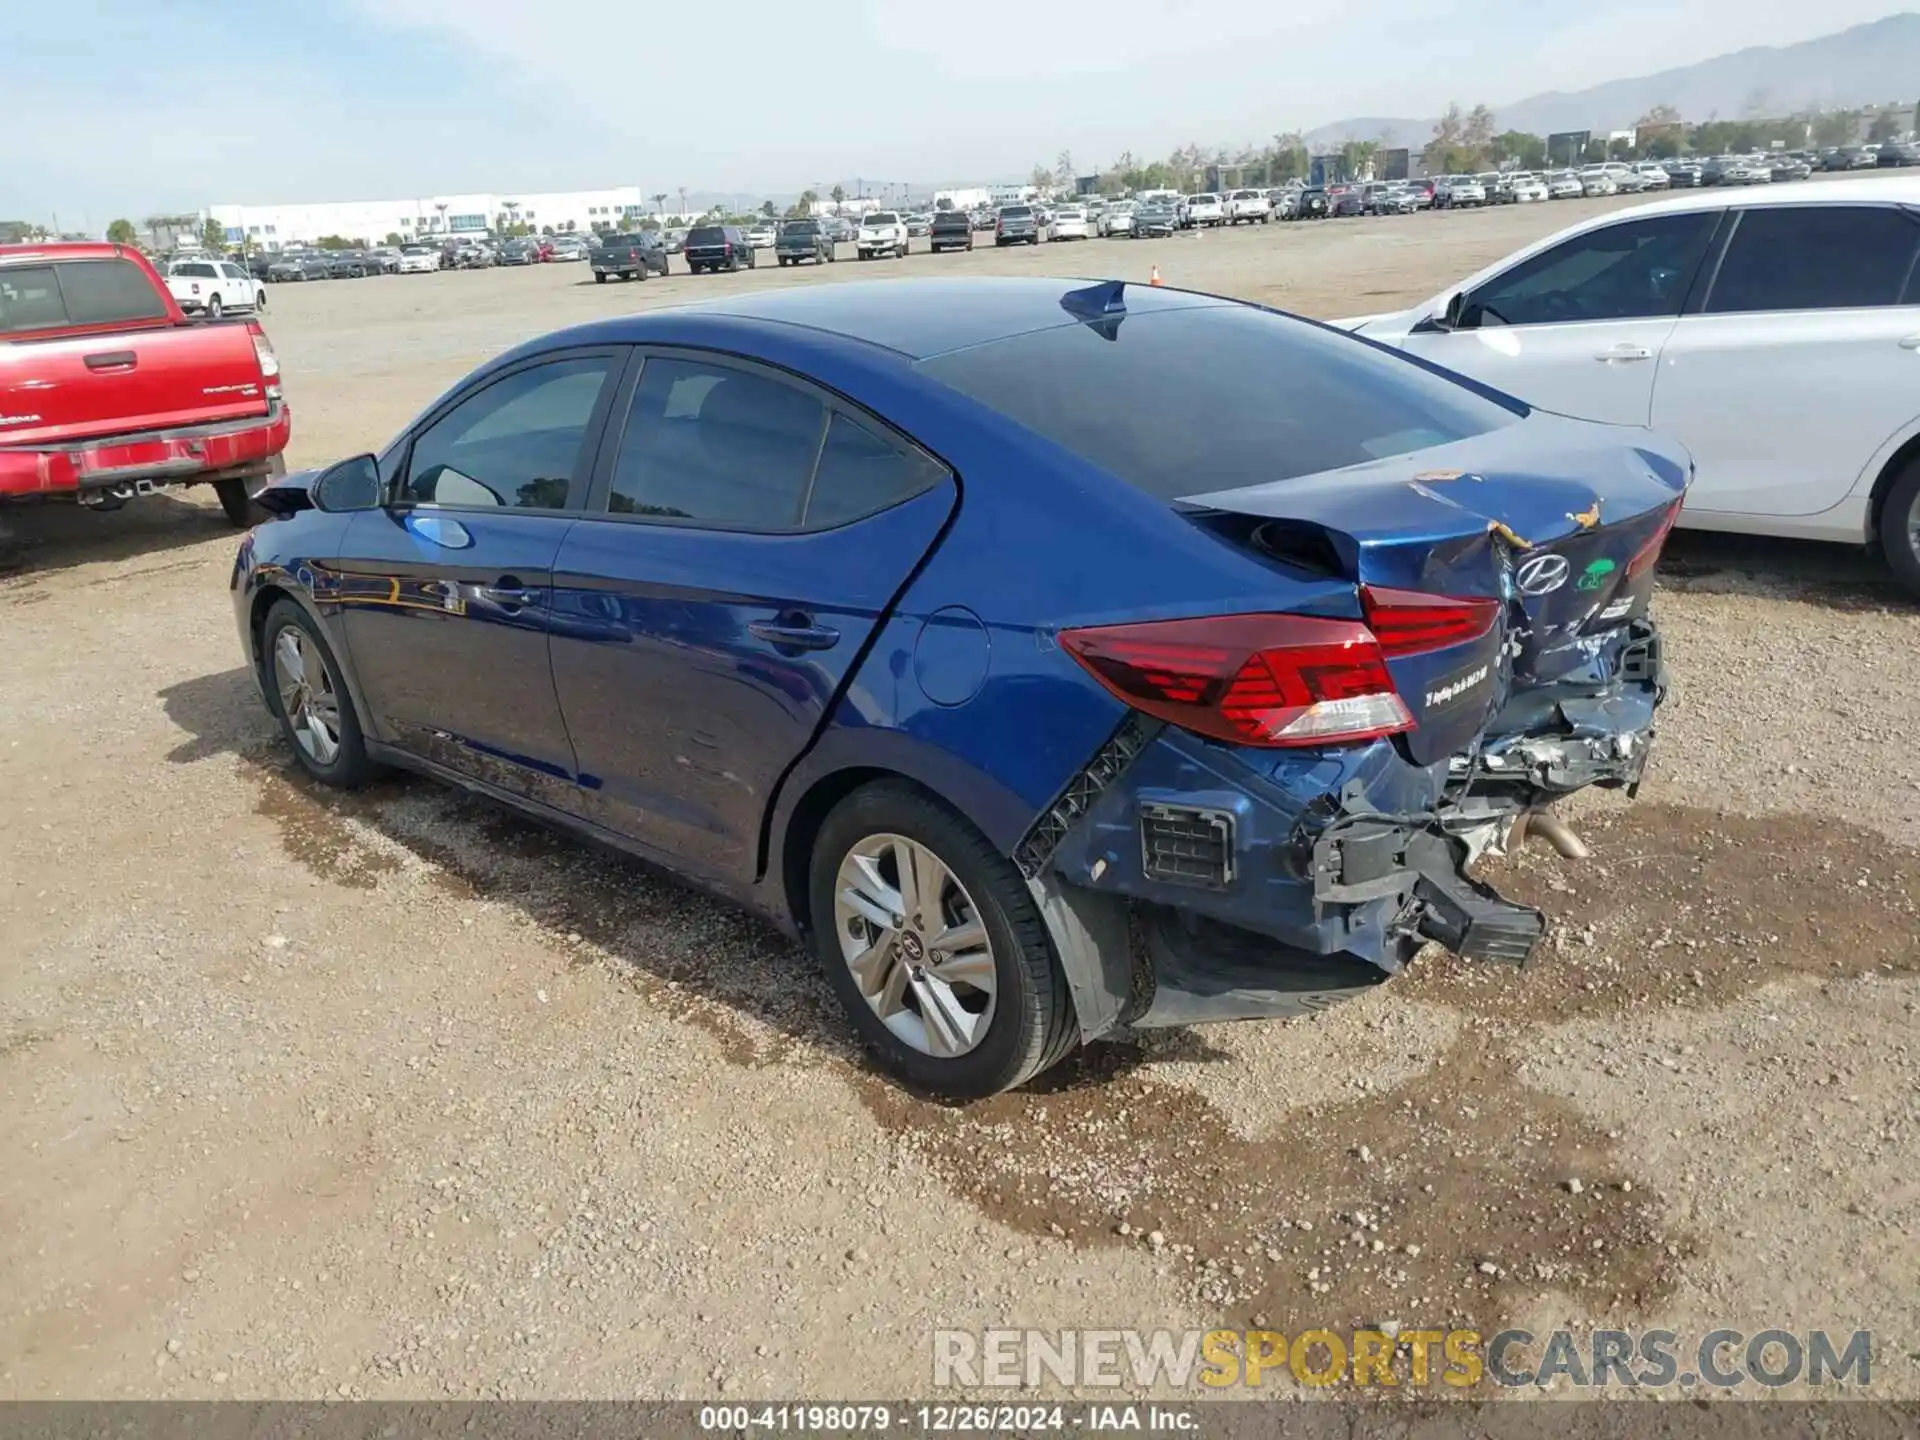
<box><xmin>1468</xmin><ymin>211</ymin><xmax>1719</xmax><ymax>327</ymax></box>
<box><xmin>1704</xmin><ymin>206</ymin><xmax>1920</xmax><ymax>314</ymax></box>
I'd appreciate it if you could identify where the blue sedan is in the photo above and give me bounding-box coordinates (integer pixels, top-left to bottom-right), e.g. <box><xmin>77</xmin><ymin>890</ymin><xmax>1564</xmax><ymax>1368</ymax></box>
<box><xmin>233</xmin><ymin>277</ymin><xmax>1688</xmax><ymax>1095</ymax></box>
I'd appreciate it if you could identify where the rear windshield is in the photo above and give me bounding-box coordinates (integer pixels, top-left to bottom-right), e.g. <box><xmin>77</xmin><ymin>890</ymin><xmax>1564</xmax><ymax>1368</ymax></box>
<box><xmin>781</xmin><ymin>220</ymin><xmax>818</xmax><ymax>233</ymax></box>
<box><xmin>686</xmin><ymin>226</ymin><xmax>726</xmax><ymax>245</ymax></box>
<box><xmin>0</xmin><ymin>259</ymin><xmax>168</xmax><ymax>333</ymax></box>
<box><xmin>866</xmin><ymin>213</ymin><xmax>899</xmax><ymax>225</ymax></box>
<box><xmin>917</xmin><ymin>305</ymin><xmax>1522</xmax><ymax>498</ymax></box>
<box><xmin>933</xmin><ymin>211</ymin><xmax>968</xmax><ymax>222</ymax></box>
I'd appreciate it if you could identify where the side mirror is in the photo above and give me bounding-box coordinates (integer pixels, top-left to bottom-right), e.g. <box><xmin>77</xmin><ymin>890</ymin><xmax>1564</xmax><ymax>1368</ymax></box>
<box><xmin>311</xmin><ymin>454</ymin><xmax>383</xmax><ymax>513</ymax></box>
<box><xmin>1442</xmin><ymin>291</ymin><xmax>1470</xmax><ymax>330</ymax></box>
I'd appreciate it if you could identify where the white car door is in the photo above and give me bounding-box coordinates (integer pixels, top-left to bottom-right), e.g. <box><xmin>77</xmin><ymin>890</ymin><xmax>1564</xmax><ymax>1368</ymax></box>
<box><xmin>219</xmin><ymin>262</ymin><xmax>256</xmax><ymax>308</ymax></box>
<box><xmin>1396</xmin><ymin>207</ymin><xmax>1721</xmax><ymax>427</ymax></box>
<box><xmin>1654</xmin><ymin>201</ymin><xmax>1920</xmax><ymax>521</ymax></box>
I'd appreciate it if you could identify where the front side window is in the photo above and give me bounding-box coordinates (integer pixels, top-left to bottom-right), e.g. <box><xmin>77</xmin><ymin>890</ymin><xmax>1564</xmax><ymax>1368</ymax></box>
<box><xmin>1465</xmin><ymin>211</ymin><xmax>1718</xmax><ymax>327</ymax></box>
<box><xmin>402</xmin><ymin>356</ymin><xmax>612</xmax><ymax>510</ymax></box>
<box><xmin>1705</xmin><ymin>206</ymin><xmax>1920</xmax><ymax>314</ymax></box>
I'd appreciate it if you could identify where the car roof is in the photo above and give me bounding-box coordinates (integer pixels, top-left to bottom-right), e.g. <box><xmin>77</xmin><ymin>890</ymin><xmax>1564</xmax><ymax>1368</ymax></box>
<box><xmin>554</xmin><ymin>276</ymin><xmax>1237</xmax><ymax>360</ymax></box>
<box><xmin>1617</xmin><ymin>175</ymin><xmax>1920</xmax><ymax>219</ymax></box>
<box><xmin>0</xmin><ymin>241</ymin><xmax>141</xmax><ymax>263</ymax></box>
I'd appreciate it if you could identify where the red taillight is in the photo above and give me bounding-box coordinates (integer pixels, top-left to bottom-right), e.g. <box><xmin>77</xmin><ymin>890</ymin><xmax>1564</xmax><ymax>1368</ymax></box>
<box><xmin>1359</xmin><ymin>586</ymin><xmax>1499</xmax><ymax>656</ymax></box>
<box><xmin>724</xmin><ymin>242</ymin><xmax>733</xmax><ymax>255</ymax></box>
<box><xmin>1059</xmin><ymin>613</ymin><xmax>1414</xmax><ymax>748</ymax></box>
<box><xmin>628</xmin><ymin>248</ymin><xmax>639</xmax><ymax>259</ymax></box>
<box><xmin>1625</xmin><ymin>503</ymin><xmax>1680</xmax><ymax>579</ymax></box>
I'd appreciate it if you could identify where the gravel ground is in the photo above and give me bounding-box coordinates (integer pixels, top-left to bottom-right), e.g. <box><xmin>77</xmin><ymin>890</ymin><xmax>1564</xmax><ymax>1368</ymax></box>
<box><xmin>2</xmin><ymin>195</ymin><xmax>1916</xmax><ymax>1402</ymax></box>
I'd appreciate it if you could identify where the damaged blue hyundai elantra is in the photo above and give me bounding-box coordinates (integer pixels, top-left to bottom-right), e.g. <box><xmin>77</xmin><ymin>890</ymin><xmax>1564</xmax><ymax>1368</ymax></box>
<box><xmin>232</xmin><ymin>277</ymin><xmax>1687</xmax><ymax>1096</ymax></box>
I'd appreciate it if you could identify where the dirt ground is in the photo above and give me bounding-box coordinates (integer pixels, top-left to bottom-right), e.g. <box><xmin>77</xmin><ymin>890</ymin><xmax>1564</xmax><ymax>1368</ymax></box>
<box><xmin>3</xmin><ymin>197</ymin><xmax>1917</xmax><ymax>1403</ymax></box>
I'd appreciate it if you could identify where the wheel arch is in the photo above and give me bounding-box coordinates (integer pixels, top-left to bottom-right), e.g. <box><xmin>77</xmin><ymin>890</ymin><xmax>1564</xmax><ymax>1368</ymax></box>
<box><xmin>766</xmin><ymin>740</ymin><xmax>1036</xmax><ymax>941</ymax></box>
<box><xmin>246</xmin><ymin>579</ymin><xmax>377</xmax><ymax>737</ymax></box>
<box><xmin>1865</xmin><ymin>430</ymin><xmax>1920</xmax><ymax>549</ymax></box>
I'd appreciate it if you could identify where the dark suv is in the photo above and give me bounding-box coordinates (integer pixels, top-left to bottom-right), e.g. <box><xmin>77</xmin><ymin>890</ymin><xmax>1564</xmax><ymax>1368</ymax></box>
<box><xmin>929</xmin><ymin>210</ymin><xmax>975</xmax><ymax>252</ymax></box>
<box><xmin>775</xmin><ymin>219</ymin><xmax>835</xmax><ymax>266</ymax></box>
<box><xmin>684</xmin><ymin>225</ymin><xmax>756</xmax><ymax>274</ymax></box>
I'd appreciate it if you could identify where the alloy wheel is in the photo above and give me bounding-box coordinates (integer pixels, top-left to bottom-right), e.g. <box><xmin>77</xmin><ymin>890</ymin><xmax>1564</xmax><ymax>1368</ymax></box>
<box><xmin>833</xmin><ymin>833</ymin><xmax>997</xmax><ymax>1058</ymax></box>
<box><xmin>272</xmin><ymin>627</ymin><xmax>342</xmax><ymax>766</ymax></box>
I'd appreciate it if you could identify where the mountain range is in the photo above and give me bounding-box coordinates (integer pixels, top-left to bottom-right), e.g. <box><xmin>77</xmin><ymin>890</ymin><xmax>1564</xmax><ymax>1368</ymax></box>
<box><xmin>1303</xmin><ymin>12</ymin><xmax>1920</xmax><ymax>150</ymax></box>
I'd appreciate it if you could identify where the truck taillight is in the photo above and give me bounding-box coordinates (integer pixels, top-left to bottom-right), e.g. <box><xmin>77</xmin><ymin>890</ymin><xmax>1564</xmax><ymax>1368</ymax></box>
<box><xmin>249</xmin><ymin>326</ymin><xmax>282</xmax><ymax>399</ymax></box>
<box><xmin>1059</xmin><ymin>613</ymin><xmax>1414</xmax><ymax>748</ymax></box>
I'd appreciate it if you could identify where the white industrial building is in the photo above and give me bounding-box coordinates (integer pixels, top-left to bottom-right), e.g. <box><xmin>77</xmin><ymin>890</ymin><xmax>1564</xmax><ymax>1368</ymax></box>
<box><xmin>206</xmin><ymin>186</ymin><xmax>653</xmax><ymax>248</ymax></box>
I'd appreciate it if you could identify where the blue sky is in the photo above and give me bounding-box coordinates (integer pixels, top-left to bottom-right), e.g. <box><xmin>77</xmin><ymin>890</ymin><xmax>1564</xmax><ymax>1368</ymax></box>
<box><xmin>3</xmin><ymin>0</ymin><xmax>1904</xmax><ymax>225</ymax></box>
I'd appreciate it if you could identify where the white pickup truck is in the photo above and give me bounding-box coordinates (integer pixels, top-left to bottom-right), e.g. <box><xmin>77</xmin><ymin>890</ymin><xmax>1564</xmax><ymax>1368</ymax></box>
<box><xmin>163</xmin><ymin>257</ymin><xmax>265</xmax><ymax>317</ymax></box>
<box><xmin>1224</xmin><ymin>189</ymin><xmax>1273</xmax><ymax>223</ymax></box>
<box><xmin>856</xmin><ymin>211</ymin><xmax>909</xmax><ymax>260</ymax></box>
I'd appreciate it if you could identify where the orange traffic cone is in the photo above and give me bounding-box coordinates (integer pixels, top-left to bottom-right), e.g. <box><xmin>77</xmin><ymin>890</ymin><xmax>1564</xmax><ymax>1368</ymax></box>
<box><xmin>1149</xmin><ymin>265</ymin><xmax>1163</xmax><ymax>286</ymax></box>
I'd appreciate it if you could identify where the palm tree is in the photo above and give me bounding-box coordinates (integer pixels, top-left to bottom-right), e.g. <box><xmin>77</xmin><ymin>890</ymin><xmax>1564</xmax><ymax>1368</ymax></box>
<box><xmin>677</xmin><ymin>187</ymin><xmax>688</xmax><ymax>220</ymax></box>
<box><xmin>651</xmin><ymin>192</ymin><xmax>668</xmax><ymax>218</ymax></box>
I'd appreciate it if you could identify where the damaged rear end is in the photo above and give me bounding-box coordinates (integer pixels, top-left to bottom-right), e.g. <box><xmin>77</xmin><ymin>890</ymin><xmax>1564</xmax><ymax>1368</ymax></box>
<box><xmin>1021</xmin><ymin>415</ymin><xmax>1688</xmax><ymax>1033</ymax></box>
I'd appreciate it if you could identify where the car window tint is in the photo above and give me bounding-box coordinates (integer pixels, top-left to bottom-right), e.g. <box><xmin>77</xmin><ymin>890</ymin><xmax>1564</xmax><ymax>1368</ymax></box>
<box><xmin>55</xmin><ymin>260</ymin><xmax>171</xmax><ymax>326</ymax></box>
<box><xmin>1706</xmin><ymin>206</ymin><xmax>1920</xmax><ymax>313</ymax></box>
<box><xmin>803</xmin><ymin>413</ymin><xmax>945</xmax><ymax>527</ymax></box>
<box><xmin>918</xmin><ymin>304</ymin><xmax>1521</xmax><ymax>499</ymax></box>
<box><xmin>608</xmin><ymin>357</ymin><xmax>826</xmax><ymax>528</ymax></box>
<box><xmin>404</xmin><ymin>356</ymin><xmax>611</xmax><ymax>510</ymax></box>
<box><xmin>1468</xmin><ymin>211</ymin><xmax>1717</xmax><ymax>326</ymax></box>
<box><xmin>0</xmin><ymin>265</ymin><xmax>67</xmax><ymax>332</ymax></box>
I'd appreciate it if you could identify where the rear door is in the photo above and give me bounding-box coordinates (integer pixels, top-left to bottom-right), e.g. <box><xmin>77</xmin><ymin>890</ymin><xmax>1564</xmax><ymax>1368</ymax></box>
<box><xmin>1654</xmin><ymin>202</ymin><xmax>1920</xmax><ymax>519</ymax></box>
<box><xmin>548</xmin><ymin>349</ymin><xmax>956</xmax><ymax>882</ymax></box>
<box><xmin>331</xmin><ymin>350</ymin><xmax>622</xmax><ymax>803</ymax></box>
<box><xmin>1400</xmin><ymin>208</ymin><xmax>1720</xmax><ymax>426</ymax></box>
<box><xmin>0</xmin><ymin>257</ymin><xmax>267</xmax><ymax>447</ymax></box>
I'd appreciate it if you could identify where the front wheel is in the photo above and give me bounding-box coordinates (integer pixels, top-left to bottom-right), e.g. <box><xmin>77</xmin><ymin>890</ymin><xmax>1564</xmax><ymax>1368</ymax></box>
<box><xmin>262</xmin><ymin>598</ymin><xmax>377</xmax><ymax>788</ymax></box>
<box><xmin>809</xmin><ymin>782</ymin><xmax>1077</xmax><ymax>1096</ymax></box>
<box><xmin>1880</xmin><ymin>462</ymin><xmax>1920</xmax><ymax>598</ymax></box>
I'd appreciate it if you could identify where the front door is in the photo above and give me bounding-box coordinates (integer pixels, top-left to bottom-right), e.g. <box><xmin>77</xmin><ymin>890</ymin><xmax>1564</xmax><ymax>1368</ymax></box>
<box><xmin>1653</xmin><ymin>202</ymin><xmax>1920</xmax><ymax>518</ymax></box>
<box><xmin>547</xmin><ymin>351</ymin><xmax>956</xmax><ymax>883</ymax></box>
<box><xmin>332</xmin><ymin>350</ymin><xmax>621</xmax><ymax>803</ymax></box>
<box><xmin>1399</xmin><ymin>207</ymin><xmax>1721</xmax><ymax>427</ymax></box>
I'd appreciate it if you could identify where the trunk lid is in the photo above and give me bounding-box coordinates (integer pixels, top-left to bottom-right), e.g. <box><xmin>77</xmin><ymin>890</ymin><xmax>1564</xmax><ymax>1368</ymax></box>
<box><xmin>0</xmin><ymin>321</ymin><xmax>269</xmax><ymax>448</ymax></box>
<box><xmin>1179</xmin><ymin>414</ymin><xmax>1689</xmax><ymax>762</ymax></box>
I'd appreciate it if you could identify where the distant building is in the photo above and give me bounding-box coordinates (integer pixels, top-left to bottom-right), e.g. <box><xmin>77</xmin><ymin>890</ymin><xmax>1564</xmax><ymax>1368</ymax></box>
<box><xmin>205</xmin><ymin>187</ymin><xmax>647</xmax><ymax>248</ymax></box>
<box><xmin>932</xmin><ymin>187</ymin><xmax>996</xmax><ymax>212</ymax></box>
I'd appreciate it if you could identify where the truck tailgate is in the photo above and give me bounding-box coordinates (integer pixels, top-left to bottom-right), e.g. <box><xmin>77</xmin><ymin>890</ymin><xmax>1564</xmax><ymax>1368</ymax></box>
<box><xmin>0</xmin><ymin>322</ymin><xmax>268</xmax><ymax>449</ymax></box>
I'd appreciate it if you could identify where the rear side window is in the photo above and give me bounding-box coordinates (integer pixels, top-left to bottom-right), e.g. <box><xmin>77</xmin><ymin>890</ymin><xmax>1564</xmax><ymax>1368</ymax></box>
<box><xmin>0</xmin><ymin>266</ymin><xmax>66</xmax><ymax>332</ymax></box>
<box><xmin>1467</xmin><ymin>211</ymin><xmax>1717</xmax><ymax>326</ymax></box>
<box><xmin>403</xmin><ymin>356</ymin><xmax>612</xmax><ymax>510</ymax></box>
<box><xmin>1705</xmin><ymin>206</ymin><xmax>1920</xmax><ymax>313</ymax></box>
<box><xmin>609</xmin><ymin>358</ymin><xmax>826</xmax><ymax>527</ymax></box>
<box><xmin>805</xmin><ymin>413</ymin><xmax>945</xmax><ymax>527</ymax></box>
<box><xmin>918</xmin><ymin>305</ymin><xmax>1521</xmax><ymax>498</ymax></box>
<box><xmin>0</xmin><ymin>260</ymin><xmax>169</xmax><ymax>331</ymax></box>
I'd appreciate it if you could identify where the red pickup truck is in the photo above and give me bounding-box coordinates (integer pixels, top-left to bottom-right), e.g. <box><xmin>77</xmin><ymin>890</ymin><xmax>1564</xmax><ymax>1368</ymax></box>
<box><xmin>0</xmin><ymin>242</ymin><xmax>291</xmax><ymax>541</ymax></box>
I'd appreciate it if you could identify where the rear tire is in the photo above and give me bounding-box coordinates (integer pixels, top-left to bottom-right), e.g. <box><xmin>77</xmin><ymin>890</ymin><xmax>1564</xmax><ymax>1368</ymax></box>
<box><xmin>595</xmin><ymin>272</ymin><xmax>607</xmax><ymax>283</ymax></box>
<box><xmin>207</xmin><ymin>295</ymin><xmax>223</xmax><ymax>319</ymax></box>
<box><xmin>808</xmin><ymin>781</ymin><xmax>1077</xmax><ymax>1097</ymax></box>
<box><xmin>1879</xmin><ymin>462</ymin><xmax>1920</xmax><ymax>598</ymax></box>
<box><xmin>214</xmin><ymin>474</ymin><xmax>270</xmax><ymax>527</ymax></box>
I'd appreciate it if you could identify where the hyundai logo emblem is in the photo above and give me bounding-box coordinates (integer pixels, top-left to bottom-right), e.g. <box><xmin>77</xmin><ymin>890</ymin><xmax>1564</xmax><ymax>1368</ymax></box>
<box><xmin>1515</xmin><ymin>553</ymin><xmax>1571</xmax><ymax>596</ymax></box>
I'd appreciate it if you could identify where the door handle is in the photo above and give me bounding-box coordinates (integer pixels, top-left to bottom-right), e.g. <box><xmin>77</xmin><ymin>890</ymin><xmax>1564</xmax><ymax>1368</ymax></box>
<box><xmin>1898</xmin><ymin>334</ymin><xmax>1920</xmax><ymax>350</ymax></box>
<box><xmin>84</xmin><ymin>350</ymin><xmax>137</xmax><ymax>371</ymax></box>
<box><xmin>477</xmin><ymin>579</ymin><xmax>537</xmax><ymax>607</ymax></box>
<box><xmin>1593</xmin><ymin>344</ymin><xmax>1652</xmax><ymax>362</ymax></box>
<box><xmin>749</xmin><ymin>617</ymin><xmax>840</xmax><ymax>651</ymax></box>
